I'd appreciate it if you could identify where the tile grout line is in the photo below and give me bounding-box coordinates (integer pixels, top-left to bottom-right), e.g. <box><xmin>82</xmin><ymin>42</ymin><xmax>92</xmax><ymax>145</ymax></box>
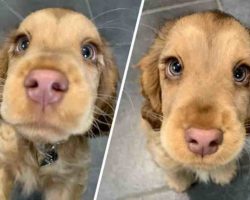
<box><xmin>0</xmin><ymin>0</ymin><xmax>23</xmax><ymax>20</ymax></box>
<box><xmin>117</xmin><ymin>186</ymin><xmax>169</xmax><ymax>200</ymax></box>
<box><xmin>142</xmin><ymin>0</ymin><xmax>214</xmax><ymax>16</ymax></box>
<box><xmin>85</xmin><ymin>0</ymin><xmax>94</xmax><ymax>19</ymax></box>
<box><xmin>93</xmin><ymin>0</ymin><xmax>145</xmax><ymax>199</ymax></box>
<box><xmin>216</xmin><ymin>0</ymin><xmax>224</xmax><ymax>11</ymax></box>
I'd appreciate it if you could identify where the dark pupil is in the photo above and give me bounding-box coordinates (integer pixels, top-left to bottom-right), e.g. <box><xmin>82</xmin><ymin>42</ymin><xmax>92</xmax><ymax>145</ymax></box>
<box><xmin>234</xmin><ymin>67</ymin><xmax>245</xmax><ymax>80</ymax></box>
<box><xmin>82</xmin><ymin>46</ymin><xmax>92</xmax><ymax>58</ymax></box>
<box><xmin>171</xmin><ymin>61</ymin><xmax>182</xmax><ymax>73</ymax></box>
<box><xmin>21</xmin><ymin>39</ymin><xmax>29</xmax><ymax>50</ymax></box>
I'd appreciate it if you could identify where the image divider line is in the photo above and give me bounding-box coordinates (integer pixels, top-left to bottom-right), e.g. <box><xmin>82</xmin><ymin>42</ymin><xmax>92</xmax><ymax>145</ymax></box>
<box><xmin>93</xmin><ymin>0</ymin><xmax>145</xmax><ymax>199</ymax></box>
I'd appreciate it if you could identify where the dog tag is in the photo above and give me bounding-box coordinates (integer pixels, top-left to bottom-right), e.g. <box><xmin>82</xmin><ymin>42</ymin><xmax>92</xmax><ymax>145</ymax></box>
<box><xmin>39</xmin><ymin>145</ymin><xmax>58</xmax><ymax>167</ymax></box>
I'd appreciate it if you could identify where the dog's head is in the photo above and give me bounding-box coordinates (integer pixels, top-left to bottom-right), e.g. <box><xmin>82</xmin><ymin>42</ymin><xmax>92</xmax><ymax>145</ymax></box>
<box><xmin>0</xmin><ymin>8</ymin><xmax>118</xmax><ymax>143</ymax></box>
<box><xmin>139</xmin><ymin>11</ymin><xmax>250</xmax><ymax>170</ymax></box>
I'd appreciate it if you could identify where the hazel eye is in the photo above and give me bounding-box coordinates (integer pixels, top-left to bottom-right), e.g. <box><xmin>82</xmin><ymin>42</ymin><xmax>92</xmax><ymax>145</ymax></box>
<box><xmin>81</xmin><ymin>43</ymin><xmax>97</xmax><ymax>61</ymax></box>
<box><xmin>166</xmin><ymin>57</ymin><xmax>183</xmax><ymax>77</ymax></box>
<box><xmin>233</xmin><ymin>64</ymin><xmax>250</xmax><ymax>84</ymax></box>
<box><xmin>15</xmin><ymin>35</ymin><xmax>30</xmax><ymax>53</ymax></box>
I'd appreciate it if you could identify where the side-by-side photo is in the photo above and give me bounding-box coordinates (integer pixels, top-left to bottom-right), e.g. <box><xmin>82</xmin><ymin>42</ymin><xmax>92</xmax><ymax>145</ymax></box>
<box><xmin>0</xmin><ymin>0</ymin><xmax>142</xmax><ymax>200</ymax></box>
<box><xmin>97</xmin><ymin>0</ymin><xmax>250</xmax><ymax>200</ymax></box>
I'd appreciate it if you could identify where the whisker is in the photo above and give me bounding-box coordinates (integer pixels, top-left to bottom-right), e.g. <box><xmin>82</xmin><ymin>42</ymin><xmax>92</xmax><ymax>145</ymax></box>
<box><xmin>140</xmin><ymin>23</ymin><xmax>159</xmax><ymax>34</ymax></box>
<box><xmin>94</xmin><ymin>118</ymin><xmax>112</xmax><ymax>127</ymax></box>
<box><xmin>97</xmin><ymin>26</ymin><xmax>131</xmax><ymax>33</ymax></box>
<box><xmin>91</xmin><ymin>8</ymin><xmax>130</xmax><ymax>21</ymax></box>
<box><xmin>97</xmin><ymin>19</ymin><xmax>122</xmax><ymax>27</ymax></box>
<box><xmin>123</xmin><ymin>90</ymin><xmax>136</xmax><ymax>114</ymax></box>
<box><xmin>91</xmin><ymin>120</ymin><xmax>102</xmax><ymax>136</ymax></box>
<box><xmin>109</xmin><ymin>43</ymin><xmax>131</xmax><ymax>48</ymax></box>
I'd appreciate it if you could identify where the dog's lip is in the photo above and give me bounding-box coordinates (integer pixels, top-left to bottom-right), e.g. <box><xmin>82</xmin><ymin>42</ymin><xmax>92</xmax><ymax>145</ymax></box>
<box><xmin>183</xmin><ymin>157</ymin><xmax>222</xmax><ymax>168</ymax></box>
<box><xmin>161</xmin><ymin>142</ymin><xmax>225</xmax><ymax>168</ymax></box>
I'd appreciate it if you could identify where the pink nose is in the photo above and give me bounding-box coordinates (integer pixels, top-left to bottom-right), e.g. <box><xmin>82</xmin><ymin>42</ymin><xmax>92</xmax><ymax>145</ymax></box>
<box><xmin>185</xmin><ymin>128</ymin><xmax>223</xmax><ymax>157</ymax></box>
<box><xmin>24</xmin><ymin>69</ymin><xmax>68</xmax><ymax>108</ymax></box>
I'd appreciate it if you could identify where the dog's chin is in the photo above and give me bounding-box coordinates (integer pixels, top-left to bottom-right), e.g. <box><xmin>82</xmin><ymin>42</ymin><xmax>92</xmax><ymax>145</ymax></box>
<box><xmin>161</xmin><ymin>142</ymin><xmax>240</xmax><ymax>171</ymax></box>
<box><xmin>13</xmin><ymin>120</ymin><xmax>91</xmax><ymax>144</ymax></box>
<box><xmin>2</xmin><ymin>110</ymin><xmax>94</xmax><ymax>144</ymax></box>
<box><xmin>16</xmin><ymin>124</ymin><xmax>68</xmax><ymax>143</ymax></box>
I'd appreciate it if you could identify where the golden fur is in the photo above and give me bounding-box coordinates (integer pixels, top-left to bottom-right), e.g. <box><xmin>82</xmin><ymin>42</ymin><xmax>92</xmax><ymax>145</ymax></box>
<box><xmin>139</xmin><ymin>11</ymin><xmax>250</xmax><ymax>191</ymax></box>
<box><xmin>0</xmin><ymin>8</ymin><xmax>118</xmax><ymax>199</ymax></box>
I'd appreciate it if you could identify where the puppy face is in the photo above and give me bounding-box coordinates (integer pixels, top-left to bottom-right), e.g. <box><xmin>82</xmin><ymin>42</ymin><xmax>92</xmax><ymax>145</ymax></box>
<box><xmin>0</xmin><ymin>8</ymin><xmax>118</xmax><ymax>143</ymax></box>
<box><xmin>140</xmin><ymin>12</ymin><xmax>250</xmax><ymax>170</ymax></box>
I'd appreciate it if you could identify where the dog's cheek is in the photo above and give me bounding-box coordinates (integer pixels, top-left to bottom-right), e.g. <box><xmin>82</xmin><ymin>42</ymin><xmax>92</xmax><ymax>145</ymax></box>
<box><xmin>1</xmin><ymin>72</ymin><xmax>30</xmax><ymax>124</ymax></box>
<box><xmin>219</xmin><ymin>122</ymin><xmax>245</xmax><ymax>164</ymax></box>
<box><xmin>234</xmin><ymin>89</ymin><xmax>250</xmax><ymax>121</ymax></box>
<box><xmin>57</xmin><ymin>82</ymin><xmax>95</xmax><ymax>132</ymax></box>
<box><xmin>160</xmin><ymin>117</ymin><xmax>195</xmax><ymax>165</ymax></box>
<box><xmin>55</xmin><ymin>64</ymin><xmax>101</xmax><ymax>134</ymax></box>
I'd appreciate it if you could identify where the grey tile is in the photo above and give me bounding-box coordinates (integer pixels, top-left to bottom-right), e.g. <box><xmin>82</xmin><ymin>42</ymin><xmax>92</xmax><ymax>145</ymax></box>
<box><xmin>143</xmin><ymin>0</ymin><xmax>200</xmax><ymax>11</ymax></box>
<box><xmin>125</xmin><ymin>188</ymin><xmax>189</xmax><ymax>200</ymax></box>
<box><xmin>0</xmin><ymin>5</ymin><xmax>21</xmax><ymax>40</ymax></box>
<box><xmin>88</xmin><ymin>0</ymin><xmax>142</xmax><ymax>75</ymax></box>
<box><xmin>88</xmin><ymin>0</ymin><xmax>141</xmax><ymax>18</ymax></box>
<box><xmin>1</xmin><ymin>0</ymin><xmax>91</xmax><ymax>19</ymax></box>
<box><xmin>84</xmin><ymin>137</ymin><xmax>108</xmax><ymax>200</ymax></box>
<box><xmin>220</xmin><ymin>0</ymin><xmax>250</xmax><ymax>27</ymax></box>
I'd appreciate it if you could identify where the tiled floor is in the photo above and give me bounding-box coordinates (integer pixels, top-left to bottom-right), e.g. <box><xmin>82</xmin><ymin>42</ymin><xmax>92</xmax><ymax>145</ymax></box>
<box><xmin>0</xmin><ymin>0</ymin><xmax>141</xmax><ymax>200</ymax></box>
<box><xmin>97</xmin><ymin>0</ymin><xmax>250</xmax><ymax>200</ymax></box>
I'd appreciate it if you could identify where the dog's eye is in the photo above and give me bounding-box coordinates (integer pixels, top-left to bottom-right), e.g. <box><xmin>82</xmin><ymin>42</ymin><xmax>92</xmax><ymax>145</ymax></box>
<box><xmin>167</xmin><ymin>57</ymin><xmax>183</xmax><ymax>77</ymax></box>
<box><xmin>16</xmin><ymin>35</ymin><xmax>30</xmax><ymax>53</ymax></box>
<box><xmin>233</xmin><ymin>64</ymin><xmax>250</xmax><ymax>84</ymax></box>
<box><xmin>81</xmin><ymin>43</ymin><xmax>97</xmax><ymax>61</ymax></box>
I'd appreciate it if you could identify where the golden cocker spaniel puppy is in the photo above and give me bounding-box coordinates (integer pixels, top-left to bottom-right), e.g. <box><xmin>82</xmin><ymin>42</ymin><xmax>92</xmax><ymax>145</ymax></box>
<box><xmin>0</xmin><ymin>8</ymin><xmax>118</xmax><ymax>200</ymax></box>
<box><xmin>140</xmin><ymin>11</ymin><xmax>250</xmax><ymax>192</ymax></box>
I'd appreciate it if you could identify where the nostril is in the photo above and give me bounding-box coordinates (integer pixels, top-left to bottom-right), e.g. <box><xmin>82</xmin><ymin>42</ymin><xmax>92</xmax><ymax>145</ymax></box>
<box><xmin>52</xmin><ymin>82</ymin><xmax>68</xmax><ymax>92</ymax></box>
<box><xmin>190</xmin><ymin>139</ymin><xmax>198</xmax><ymax>145</ymax></box>
<box><xmin>209</xmin><ymin>140</ymin><xmax>218</xmax><ymax>147</ymax></box>
<box><xmin>24</xmin><ymin>79</ymin><xmax>38</xmax><ymax>88</ymax></box>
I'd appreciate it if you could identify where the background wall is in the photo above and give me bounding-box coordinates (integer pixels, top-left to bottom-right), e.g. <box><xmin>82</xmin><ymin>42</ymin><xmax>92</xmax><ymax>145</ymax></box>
<box><xmin>0</xmin><ymin>0</ymin><xmax>141</xmax><ymax>199</ymax></box>
<box><xmin>97</xmin><ymin>0</ymin><xmax>250</xmax><ymax>199</ymax></box>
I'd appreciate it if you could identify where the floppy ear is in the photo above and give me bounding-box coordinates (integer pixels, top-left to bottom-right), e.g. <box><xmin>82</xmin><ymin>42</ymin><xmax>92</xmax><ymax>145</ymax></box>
<box><xmin>0</xmin><ymin>37</ymin><xmax>11</xmax><ymax>120</ymax></box>
<box><xmin>88</xmin><ymin>39</ymin><xmax>119</xmax><ymax>136</ymax></box>
<box><xmin>138</xmin><ymin>21</ymin><xmax>175</xmax><ymax>131</ymax></box>
<box><xmin>0</xmin><ymin>39</ymin><xmax>10</xmax><ymax>79</ymax></box>
<box><xmin>0</xmin><ymin>30</ymin><xmax>18</xmax><ymax>80</ymax></box>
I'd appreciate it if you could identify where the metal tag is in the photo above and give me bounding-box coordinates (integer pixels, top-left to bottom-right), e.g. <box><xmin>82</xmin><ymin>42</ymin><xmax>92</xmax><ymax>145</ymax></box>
<box><xmin>37</xmin><ymin>144</ymin><xmax>59</xmax><ymax>167</ymax></box>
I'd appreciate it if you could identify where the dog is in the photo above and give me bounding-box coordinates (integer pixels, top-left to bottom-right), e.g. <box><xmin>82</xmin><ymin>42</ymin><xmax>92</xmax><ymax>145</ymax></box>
<box><xmin>139</xmin><ymin>11</ymin><xmax>250</xmax><ymax>192</ymax></box>
<box><xmin>0</xmin><ymin>8</ymin><xmax>118</xmax><ymax>199</ymax></box>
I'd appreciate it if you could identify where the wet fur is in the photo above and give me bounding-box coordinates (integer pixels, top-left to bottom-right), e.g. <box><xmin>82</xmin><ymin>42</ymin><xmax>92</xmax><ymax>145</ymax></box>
<box><xmin>0</xmin><ymin>8</ymin><xmax>118</xmax><ymax>199</ymax></box>
<box><xmin>139</xmin><ymin>11</ymin><xmax>250</xmax><ymax>191</ymax></box>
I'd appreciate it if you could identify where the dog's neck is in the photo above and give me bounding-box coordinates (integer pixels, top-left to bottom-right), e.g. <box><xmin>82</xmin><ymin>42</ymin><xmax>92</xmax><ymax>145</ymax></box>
<box><xmin>17</xmin><ymin>132</ymin><xmax>67</xmax><ymax>167</ymax></box>
<box><xmin>35</xmin><ymin>141</ymin><xmax>64</xmax><ymax>167</ymax></box>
